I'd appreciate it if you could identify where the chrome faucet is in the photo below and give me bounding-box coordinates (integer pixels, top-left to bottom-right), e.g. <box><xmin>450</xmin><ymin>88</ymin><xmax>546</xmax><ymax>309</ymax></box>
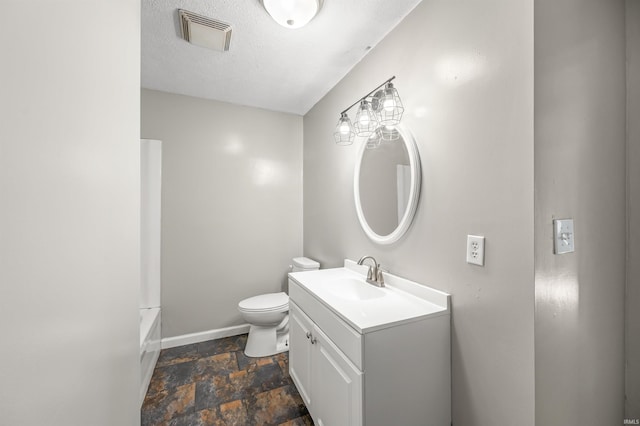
<box><xmin>357</xmin><ymin>255</ymin><xmax>385</xmax><ymax>287</ymax></box>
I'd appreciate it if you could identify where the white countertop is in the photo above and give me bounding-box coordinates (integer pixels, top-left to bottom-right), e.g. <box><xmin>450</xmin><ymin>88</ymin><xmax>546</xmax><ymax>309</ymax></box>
<box><xmin>288</xmin><ymin>261</ymin><xmax>450</xmax><ymax>333</ymax></box>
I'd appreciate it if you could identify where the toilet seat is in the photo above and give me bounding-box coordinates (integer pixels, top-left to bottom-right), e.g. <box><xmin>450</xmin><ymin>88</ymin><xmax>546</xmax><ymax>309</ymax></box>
<box><xmin>238</xmin><ymin>292</ymin><xmax>288</xmax><ymax>313</ymax></box>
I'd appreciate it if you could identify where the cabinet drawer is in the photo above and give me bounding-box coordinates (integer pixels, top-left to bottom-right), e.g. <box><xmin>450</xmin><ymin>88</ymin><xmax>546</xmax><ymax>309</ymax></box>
<box><xmin>289</xmin><ymin>279</ymin><xmax>363</xmax><ymax>370</ymax></box>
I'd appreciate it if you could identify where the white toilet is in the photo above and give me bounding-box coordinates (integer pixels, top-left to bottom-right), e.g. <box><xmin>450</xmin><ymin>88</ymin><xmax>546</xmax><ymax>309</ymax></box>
<box><xmin>238</xmin><ymin>257</ymin><xmax>319</xmax><ymax>357</ymax></box>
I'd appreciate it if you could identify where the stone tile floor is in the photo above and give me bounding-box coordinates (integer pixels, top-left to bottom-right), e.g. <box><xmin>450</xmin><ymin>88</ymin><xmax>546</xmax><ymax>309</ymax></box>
<box><xmin>141</xmin><ymin>334</ymin><xmax>313</xmax><ymax>426</ymax></box>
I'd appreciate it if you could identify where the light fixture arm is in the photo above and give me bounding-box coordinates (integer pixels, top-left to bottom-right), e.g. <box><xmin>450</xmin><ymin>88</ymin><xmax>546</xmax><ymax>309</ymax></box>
<box><xmin>339</xmin><ymin>76</ymin><xmax>396</xmax><ymax>115</ymax></box>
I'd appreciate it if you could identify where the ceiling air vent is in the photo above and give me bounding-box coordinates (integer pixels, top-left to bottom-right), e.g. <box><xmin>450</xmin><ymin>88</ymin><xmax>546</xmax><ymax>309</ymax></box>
<box><xmin>179</xmin><ymin>9</ymin><xmax>232</xmax><ymax>52</ymax></box>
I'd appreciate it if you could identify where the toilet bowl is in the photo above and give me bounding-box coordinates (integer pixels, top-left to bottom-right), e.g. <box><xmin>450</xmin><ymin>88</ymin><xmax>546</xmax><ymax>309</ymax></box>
<box><xmin>238</xmin><ymin>257</ymin><xmax>319</xmax><ymax>357</ymax></box>
<box><xmin>239</xmin><ymin>292</ymin><xmax>289</xmax><ymax>357</ymax></box>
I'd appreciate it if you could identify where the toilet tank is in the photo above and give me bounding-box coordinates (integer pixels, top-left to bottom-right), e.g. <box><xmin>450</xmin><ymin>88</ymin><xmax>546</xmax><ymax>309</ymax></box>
<box><xmin>292</xmin><ymin>257</ymin><xmax>320</xmax><ymax>272</ymax></box>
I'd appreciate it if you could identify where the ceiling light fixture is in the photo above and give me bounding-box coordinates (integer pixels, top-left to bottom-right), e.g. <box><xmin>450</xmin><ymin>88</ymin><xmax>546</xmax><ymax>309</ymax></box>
<box><xmin>261</xmin><ymin>0</ymin><xmax>323</xmax><ymax>29</ymax></box>
<box><xmin>333</xmin><ymin>76</ymin><xmax>404</xmax><ymax>146</ymax></box>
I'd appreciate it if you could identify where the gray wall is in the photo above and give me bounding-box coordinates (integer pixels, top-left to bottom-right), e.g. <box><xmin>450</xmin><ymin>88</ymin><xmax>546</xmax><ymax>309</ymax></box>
<box><xmin>627</xmin><ymin>0</ymin><xmax>640</xmax><ymax>419</ymax></box>
<box><xmin>303</xmin><ymin>0</ymin><xmax>536</xmax><ymax>424</ymax></box>
<box><xmin>534</xmin><ymin>0</ymin><xmax>627</xmax><ymax>425</ymax></box>
<box><xmin>0</xmin><ymin>1</ymin><xmax>140</xmax><ymax>425</ymax></box>
<box><xmin>141</xmin><ymin>89</ymin><xmax>303</xmax><ymax>338</ymax></box>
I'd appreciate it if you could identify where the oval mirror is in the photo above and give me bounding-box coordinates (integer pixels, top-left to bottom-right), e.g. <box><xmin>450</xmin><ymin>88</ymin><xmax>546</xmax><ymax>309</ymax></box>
<box><xmin>353</xmin><ymin>124</ymin><xmax>421</xmax><ymax>245</ymax></box>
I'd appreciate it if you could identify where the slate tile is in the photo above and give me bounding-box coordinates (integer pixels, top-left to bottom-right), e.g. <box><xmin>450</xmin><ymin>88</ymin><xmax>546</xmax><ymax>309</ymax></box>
<box><xmin>167</xmin><ymin>408</ymin><xmax>228</xmax><ymax>426</ymax></box>
<box><xmin>141</xmin><ymin>383</ymin><xmax>195</xmax><ymax>425</ymax></box>
<box><xmin>157</xmin><ymin>344</ymin><xmax>200</xmax><ymax>367</ymax></box>
<box><xmin>197</xmin><ymin>334</ymin><xmax>247</xmax><ymax>358</ymax></box>
<box><xmin>217</xmin><ymin>369</ymin><xmax>259</xmax><ymax>401</ymax></box>
<box><xmin>151</xmin><ymin>360</ymin><xmax>198</xmax><ymax>391</ymax></box>
<box><xmin>219</xmin><ymin>399</ymin><xmax>250</xmax><ymax>425</ymax></box>
<box><xmin>278</xmin><ymin>359</ymin><xmax>291</xmax><ymax>382</ymax></box>
<box><xmin>236</xmin><ymin>350</ymin><xmax>280</xmax><ymax>371</ymax></box>
<box><xmin>168</xmin><ymin>413</ymin><xmax>203</xmax><ymax>426</ymax></box>
<box><xmin>250</xmin><ymin>385</ymin><xmax>309</xmax><ymax>425</ymax></box>
<box><xmin>278</xmin><ymin>414</ymin><xmax>314</xmax><ymax>426</ymax></box>
<box><xmin>142</xmin><ymin>335</ymin><xmax>313</xmax><ymax>426</ymax></box>
<box><xmin>194</xmin><ymin>352</ymin><xmax>239</xmax><ymax>381</ymax></box>
<box><xmin>255</xmin><ymin>362</ymin><xmax>290</xmax><ymax>392</ymax></box>
<box><xmin>194</xmin><ymin>379</ymin><xmax>218</xmax><ymax>412</ymax></box>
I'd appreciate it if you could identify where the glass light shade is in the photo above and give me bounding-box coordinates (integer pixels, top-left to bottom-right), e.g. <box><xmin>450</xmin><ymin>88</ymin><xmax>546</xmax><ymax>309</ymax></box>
<box><xmin>334</xmin><ymin>113</ymin><xmax>355</xmax><ymax>145</ymax></box>
<box><xmin>380</xmin><ymin>125</ymin><xmax>400</xmax><ymax>142</ymax></box>
<box><xmin>376</xmin><ymin>82</ymin><xmax>404</xmax><ymax>126</ymax></box>
<box><xmin>354</xmin><ymin>100</ymin><xmax>379</xmax><ymax>137</ymax></box>
<box><xmin>262</xmin><ymin>0</ymin><xmax>322</xmax><ymax>29</ymax></box>
<box><xmin>365</xmin><ymin>128</ymin><xmax>382</xmax><ymax>149</ymax></box>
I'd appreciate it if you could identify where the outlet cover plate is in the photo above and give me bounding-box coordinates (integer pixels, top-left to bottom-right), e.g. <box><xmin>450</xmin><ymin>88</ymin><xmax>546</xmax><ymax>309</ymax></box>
<box><xmin>553</xmin><ymin>219</ymin><xmax>575</xmax><ymax>254</ymax></box>
<box><xmin>466</xmin><ymin>235</ymin><xmax>485</xmax><ymax>266</ymax></box>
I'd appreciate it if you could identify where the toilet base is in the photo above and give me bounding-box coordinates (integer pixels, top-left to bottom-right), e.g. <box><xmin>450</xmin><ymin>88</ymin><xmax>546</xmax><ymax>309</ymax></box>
<box><xmin>244</xmin><ymin>325</ymin><xmax>289</xmax><ymax>358</ymax></box>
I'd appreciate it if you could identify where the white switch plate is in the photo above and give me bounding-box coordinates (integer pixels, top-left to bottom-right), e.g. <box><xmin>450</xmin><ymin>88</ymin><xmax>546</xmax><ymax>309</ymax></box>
<box><xmin>553</xmin><ymin>219</ymin><xmax>575</xmax><ymax>254</ymax></box>
<box><xmin>466</xmin><ymin>235</ymin><xmax>485</xmax><ymax>266</ymax></box>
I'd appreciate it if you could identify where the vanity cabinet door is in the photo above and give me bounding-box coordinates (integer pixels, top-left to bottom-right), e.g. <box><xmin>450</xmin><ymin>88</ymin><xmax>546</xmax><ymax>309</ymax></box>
<box><xmin>313</xmin><ymin>325</ymin><xmax>363</xmax><ymax>426</ymax></box>
<box><xmin>289</xmin><ymin>302</ymin><xmax>314</xmax><ymax>412</ymax></box>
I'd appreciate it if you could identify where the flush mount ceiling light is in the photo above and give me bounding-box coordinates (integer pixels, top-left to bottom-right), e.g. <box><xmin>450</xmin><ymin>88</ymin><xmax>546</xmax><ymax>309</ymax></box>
<box><xmin>333</xmin><ymin>76</ymin><xmax>405</xmax><ymax>147</ymax></box>
<box><xmin>261</xmin><ymin>0</ymin><xmax>323</xmax><ymax>29</ymax></box>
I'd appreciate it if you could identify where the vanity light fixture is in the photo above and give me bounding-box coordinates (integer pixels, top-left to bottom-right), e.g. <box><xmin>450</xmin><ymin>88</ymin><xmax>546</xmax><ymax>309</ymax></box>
<box><xmin>261</xmin><ymin>0</ymin><xmax>323</xmax><ymax>29</ymax></box>
<box><xmin>375</xmin><ymin>82</ymin><xmax>404</xmax><ymax>126</ymax></box>
<box><xmin>354</xmin><ymin>100</ymin><xmax>379</xmax><ymax>137</ymax></box>
<box><xmin>334</xmin><ymin>113</ymin><xmax>356</xmax><ymax>145</ymax></box>
<box><xmin>333</xmin><ymin>76</ymin><xmax>404</xmax><ymax>146</ymax></box>
<box><xmin>365</xmin><ymin>128</ymin><xmax>382</xmax><ymax>149</ymax></box>
<box><xmin>380</xmin><ymin>125</ymin><xmax>400</xmax><ymax>142</ymax></box>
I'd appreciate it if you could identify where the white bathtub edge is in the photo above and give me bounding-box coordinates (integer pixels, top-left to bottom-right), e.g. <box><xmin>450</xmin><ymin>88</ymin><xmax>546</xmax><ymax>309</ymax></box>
<box><xmin>140</xmin><ymin>307</ymin><xmax>160</xmax><ymax>348</ymax></box>
<box><xmin>140</xmin><ymin>308</ymin><xmax>161</xmax><ymax>407</ymax></box>
<box><xmin>161</xmin><ymin>324</ymin><xmax>250</xmax><ymax>349</ymax></box>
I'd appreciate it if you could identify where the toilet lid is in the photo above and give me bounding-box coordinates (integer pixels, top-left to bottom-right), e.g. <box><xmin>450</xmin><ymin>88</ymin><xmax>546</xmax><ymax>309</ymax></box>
<box><xmin>238</xmin><ymin>292</ymin><xmax>289</xmax><ymax>312</ymax></box>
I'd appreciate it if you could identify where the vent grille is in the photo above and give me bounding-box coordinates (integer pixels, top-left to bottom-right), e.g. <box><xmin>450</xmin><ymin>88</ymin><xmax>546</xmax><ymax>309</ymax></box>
<box><xmin>179</xmin><ymin>9</ymin><xmax>232</xmax><ymax>52</ymax></box>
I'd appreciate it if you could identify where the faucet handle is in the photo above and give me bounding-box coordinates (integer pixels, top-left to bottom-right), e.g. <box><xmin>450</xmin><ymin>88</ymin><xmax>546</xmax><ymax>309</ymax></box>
<box><xmin>376</xmin><ymin>265</ymin><xmax>385</xmax><ymax>285</ymax></box>
<box><xmin>366</xmin><ymin>266</ymin><xmax>374</xmax><ymax>281</ymax></box>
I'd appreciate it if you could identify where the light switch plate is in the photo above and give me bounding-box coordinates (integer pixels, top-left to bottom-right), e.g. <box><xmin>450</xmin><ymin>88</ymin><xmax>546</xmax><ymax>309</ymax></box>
<box><xmin>553</xmin><ymin>219</ymin><xmax>575</xmax><ymax>254</ymax></box>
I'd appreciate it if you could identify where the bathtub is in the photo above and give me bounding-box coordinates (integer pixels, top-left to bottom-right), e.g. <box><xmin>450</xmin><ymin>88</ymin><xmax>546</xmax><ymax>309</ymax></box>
<box><xmin>140</xmin><ymin>307</ymin><xmax>161</xmax><ymax>406</ymax></box>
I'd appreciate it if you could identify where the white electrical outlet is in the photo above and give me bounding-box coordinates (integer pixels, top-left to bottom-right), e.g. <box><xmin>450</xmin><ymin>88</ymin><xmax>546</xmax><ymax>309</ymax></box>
<box><xmin>466</xmin><ymin>235</ymin><xmax>485</xmax><ymax>266</ymax></box>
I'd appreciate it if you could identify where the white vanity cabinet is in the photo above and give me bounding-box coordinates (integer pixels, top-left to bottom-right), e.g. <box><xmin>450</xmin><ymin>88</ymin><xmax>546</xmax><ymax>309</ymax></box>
<box><xmin>288</xmin><ymin>261</ymin><xmax>451</xmax><ymax>426</ymax></box>
<box><xmin>290</xmin><ymin>302</ymin><xmax>362</xmax><ymax>425</ymax></box>
<box><xmin>289</xmin><ymin>302</ymin><xmax>314</xmax><ymax>407</ymax></box>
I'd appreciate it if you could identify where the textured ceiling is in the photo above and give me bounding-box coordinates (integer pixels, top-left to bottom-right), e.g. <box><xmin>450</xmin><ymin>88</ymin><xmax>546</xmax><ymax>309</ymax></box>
<box><xmin>142</xmin><ymin>0</ymin><xmax>422</xmax><ymax>115</ymax></box>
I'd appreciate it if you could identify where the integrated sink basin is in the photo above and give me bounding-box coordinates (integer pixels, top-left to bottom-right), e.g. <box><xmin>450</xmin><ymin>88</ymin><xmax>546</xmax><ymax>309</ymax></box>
<box><xmin>288</xmin><ymin>259</ymin><xmax>450</xmax><ymax>333</ymax></box>
<box><xmin>325</xmin><ymin>277</ymin><xmax>385</xmax><ymax>301</ymax></box>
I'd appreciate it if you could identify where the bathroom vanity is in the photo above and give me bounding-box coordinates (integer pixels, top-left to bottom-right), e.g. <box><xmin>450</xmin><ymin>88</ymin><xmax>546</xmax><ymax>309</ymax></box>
<box><xmin>288</xmin><ymin>260</ymin><xmax>451</xmax><ymax>426</ymax></box>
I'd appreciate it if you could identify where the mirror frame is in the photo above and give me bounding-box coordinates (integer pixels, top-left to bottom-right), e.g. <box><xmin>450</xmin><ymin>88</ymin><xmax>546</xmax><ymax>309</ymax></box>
<box><xmin>353</xmin><ymin>124</ymin><xmax>421</xmax><ymax>245</ymax></box>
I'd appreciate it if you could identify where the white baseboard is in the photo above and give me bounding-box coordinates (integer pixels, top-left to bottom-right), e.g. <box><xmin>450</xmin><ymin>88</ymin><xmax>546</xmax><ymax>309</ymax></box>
<box><xmin>160</xmin><ymin>324</ymin><xmax>250</xmax><ymax>349</ymax></box>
